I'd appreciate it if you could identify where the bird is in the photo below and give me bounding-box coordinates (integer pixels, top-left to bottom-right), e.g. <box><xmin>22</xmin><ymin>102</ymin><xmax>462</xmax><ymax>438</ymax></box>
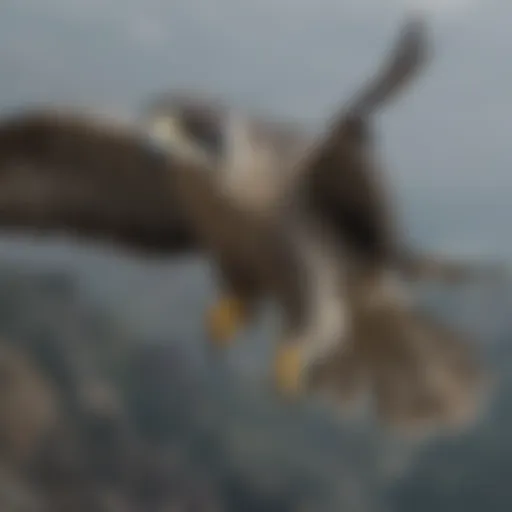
<box><xmin>0</xmin><ymin>15</ymin><xmax>492</xmax><ymax>428</ymax></box>
<box><xmin>137</xmin><ymin>15</ymin><xmax>494</xmax><ymax>429</ymax></box>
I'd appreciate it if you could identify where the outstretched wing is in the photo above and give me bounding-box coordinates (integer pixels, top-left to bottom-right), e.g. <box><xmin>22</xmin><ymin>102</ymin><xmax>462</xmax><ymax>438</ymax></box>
<box><xmin>346</xmin><ymin>14</ymin><xmax>429</xmax><ymax>118</ymax></box>
<box><xmin>0</xmin><ymin>108</ymin><xmax>311</xmax><ymax>326</ymax></box>
<box><xmin>297</xmin><ymin>15</ymin><xmax>429</xmax><ymax>267</ymax></box>
<box><xmin>0</xmin><ymin>109</ymin><xmax>202</xmax><ymax>255</ymax></box>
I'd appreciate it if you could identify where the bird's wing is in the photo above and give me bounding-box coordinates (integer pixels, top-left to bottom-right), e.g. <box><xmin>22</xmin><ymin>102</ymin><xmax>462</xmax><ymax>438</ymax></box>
<box><xmin>0</xmin><ymin>108</ymin><xmax>209</xmax><ymax>255</ymax></box>
<box><xmin>0</xmin><ymin>107</ymin><xmax>307</xmax><ymax>314</ymax></box>
<box><xmin>292</xmin><ymin>15</ymin><xmax>429</xmax><ymax>267</ymax></box>
<box><xmin>345</xmin><ymin>14</ymin><xmax>429</xmax><ymax>118</ymax></box>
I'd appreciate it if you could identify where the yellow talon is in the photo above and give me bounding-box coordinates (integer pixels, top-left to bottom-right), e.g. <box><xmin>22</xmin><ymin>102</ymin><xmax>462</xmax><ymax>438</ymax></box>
<box><xmin>206</xmin><ymin>296</ymin><xmax>246</xmax><ymax>349</ymax></box>
<box><xmin>273</xmin><ymin>344</ymin><xmax>304</xmax><ymax>398</ymax></box>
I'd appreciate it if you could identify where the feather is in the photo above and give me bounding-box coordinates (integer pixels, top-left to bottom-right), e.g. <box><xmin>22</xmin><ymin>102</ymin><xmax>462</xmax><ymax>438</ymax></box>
<box><xmin>0</xmin><ymin>109</ymin><xmax>200</xmax><ymax>255</ymax></box>
<box><xmin>306</xmin><ymin>274</ymin><xmax>489</xmax><ymax>434</ymax></box>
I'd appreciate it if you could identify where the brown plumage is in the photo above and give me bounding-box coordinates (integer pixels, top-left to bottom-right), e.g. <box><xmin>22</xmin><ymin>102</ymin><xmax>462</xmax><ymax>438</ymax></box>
<box><xmin>3</xmin><ymin>104</ymin><xmax>312</xmax><ymax>286</ymax></box>
<box><xmin>140</xmin><ymin>15</ymin><xmax>492</xmax><ymax>430</ymax></box>
<box><xmin>0</xmin><ymin>110</ymin><xmax>198</xmax><ymax>255</ymax></box>
<box><xmin>297</xmin><ymin>16</ymin><xmax>428</xmax><ymax>268</ymax></box>
<box><xmin>295</xmin><ymin>16</ymin><xmax>488</xmax><ymax>429</ymax></box>
<box><xmin>306</xmin><ymin>268</ymin><xmax>489</xmax><ymax>432</ymax></box>
<box><xmin>0</xmin><ymin>14</ymin><xmax>493</xmax><ymax>428</ymax></box>
<box><xmin>0</xmin><ymin>108</ymin><xmax>311</xmax><ymax>369</ymax></box>
<box><xmin>145</xmin><ymin>17</ymin><xmax>497</xmax><ymax>285</ymax></box>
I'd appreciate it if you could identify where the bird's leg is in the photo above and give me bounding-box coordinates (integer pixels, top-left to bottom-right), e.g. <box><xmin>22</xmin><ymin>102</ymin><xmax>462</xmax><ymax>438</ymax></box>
<box><xmin>271</xmin><ymin>258</ymin><xmax>348</xmax><ymax>399</ymax></box>
<box><xmin>206</xmin><ymin>263</ymin><xmax>258</xmax><ymax>349</ymax></box>
<box><xmin>269</xmin><ymin>254</ymin><xmax>311</xmax><ymax>399</ymax></box>
<box><xmin>273</xmin><ymin>340</ymin><xmax>304</xmax><ymax>397</ymax></box>
<box><xmin>206</xmin><ymin>294</ymin><xmax>249</xmax><ymax>349</ymax></box>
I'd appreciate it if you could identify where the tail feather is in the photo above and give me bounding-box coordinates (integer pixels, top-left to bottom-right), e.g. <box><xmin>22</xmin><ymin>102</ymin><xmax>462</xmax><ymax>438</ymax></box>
<box><xmin>306</xmin><ymin>300</ymin><xmax>489</xmax><ymax>434</ymax></box>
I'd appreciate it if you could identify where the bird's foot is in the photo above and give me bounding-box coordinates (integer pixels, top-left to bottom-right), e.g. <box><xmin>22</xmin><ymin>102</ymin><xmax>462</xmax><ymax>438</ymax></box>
<box><xmin>273</xmin><ymin>344</ymin><xmax>304</xmax><ymax>398</ymax></box>
<box><xmin>206</xmin><ymin>296</ymin><xmax>246</xmax><ymax>349</ymax></box>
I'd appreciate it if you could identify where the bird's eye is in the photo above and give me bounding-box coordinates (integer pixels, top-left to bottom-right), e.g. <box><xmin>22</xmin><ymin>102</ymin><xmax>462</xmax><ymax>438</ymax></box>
<box><xmin>180</xmin><ymin>112</ymin><xmax>224</xmax><ymax>158</ymax></box>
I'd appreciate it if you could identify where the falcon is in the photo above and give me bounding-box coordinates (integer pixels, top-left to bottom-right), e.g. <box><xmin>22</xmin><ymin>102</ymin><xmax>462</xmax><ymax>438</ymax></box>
<box><xmin>139</xmin><ymin>16</ymin><xmax>494</xmax><ymax>428</ymax></box>
<box><xmin>0</xmin><ymin>16</ymin><xmax>492</xmax><ymax>428</ymax></box>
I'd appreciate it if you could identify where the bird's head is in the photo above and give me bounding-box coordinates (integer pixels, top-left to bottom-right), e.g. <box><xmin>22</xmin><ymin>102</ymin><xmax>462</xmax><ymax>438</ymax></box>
<box><xmin>140</xmin><ymin>92</ymin><xmax>276</xmax><ymax>209</ymax></box>
<box><xmin>140</xmin><ymin>91</ymin><xmax>228</xmax><ymax>168</ymax></box>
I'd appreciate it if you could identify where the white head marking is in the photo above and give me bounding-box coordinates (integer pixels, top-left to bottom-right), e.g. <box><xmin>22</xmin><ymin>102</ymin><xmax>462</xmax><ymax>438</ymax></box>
<box><xmin>147</xmin><ymin>116</ymin><xmax>213</xmax><ymax>167</ymax></box>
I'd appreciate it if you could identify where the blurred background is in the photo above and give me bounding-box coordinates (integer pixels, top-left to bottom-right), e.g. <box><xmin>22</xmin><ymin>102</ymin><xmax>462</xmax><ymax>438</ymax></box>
<box><xmin>0</xmin><ymin>1</ymin><xmax>511</xmax><ymax>510</ymax></box>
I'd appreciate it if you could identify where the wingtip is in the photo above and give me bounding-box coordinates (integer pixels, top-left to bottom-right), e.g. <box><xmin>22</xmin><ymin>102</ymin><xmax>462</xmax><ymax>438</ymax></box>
<box><xmin>400</xmin><ymin>11</ymin><xmax>430</xmax><ymax>61</ymax></box>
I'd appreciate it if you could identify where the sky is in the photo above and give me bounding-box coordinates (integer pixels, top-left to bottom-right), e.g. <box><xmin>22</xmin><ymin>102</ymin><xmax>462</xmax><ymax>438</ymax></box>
<box><xmin>0</xmin><ymin>0</ymin><xmax>511</xmax><ymax>257</ymax></box>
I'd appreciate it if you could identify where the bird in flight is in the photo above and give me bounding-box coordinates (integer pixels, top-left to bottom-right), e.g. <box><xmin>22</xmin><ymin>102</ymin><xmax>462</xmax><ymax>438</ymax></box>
<box><xmin>0</xmin><ymin>15</ymin><xmax>494</xmax><ymax>430</ymax></box>
<box><xmin>138</xmin><ymin>15</ymin><xmax>496</xmax><ymax>430</ymax></box>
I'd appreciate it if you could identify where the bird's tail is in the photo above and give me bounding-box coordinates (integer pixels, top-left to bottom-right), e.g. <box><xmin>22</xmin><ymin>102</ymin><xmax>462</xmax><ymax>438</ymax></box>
<box><xmin>306</xmin><ymin>289</ymin><xmax>490</xmax><ymax>434</ymax></box>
